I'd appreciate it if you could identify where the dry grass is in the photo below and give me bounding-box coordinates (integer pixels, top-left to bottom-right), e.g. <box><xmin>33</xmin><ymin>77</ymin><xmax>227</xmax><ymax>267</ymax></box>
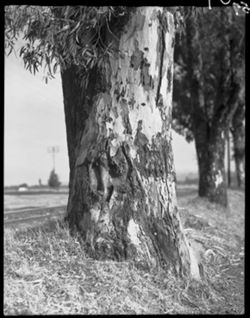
<box><xmin>4</xmin><ymin>186</ymin><xmax>244</xmax><ymax>314</ymax></box>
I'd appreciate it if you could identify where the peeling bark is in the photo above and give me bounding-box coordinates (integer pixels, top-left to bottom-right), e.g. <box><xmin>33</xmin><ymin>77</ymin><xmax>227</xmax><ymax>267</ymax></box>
<box><xmin>62</xmin><ymin>7</ymin><xmax>201</xmax><ymax>280</ymax></box>
<box><xmin>194</xmin><ymin>121</ymin><xmax>228</xmax><ymax>207</ymax></box>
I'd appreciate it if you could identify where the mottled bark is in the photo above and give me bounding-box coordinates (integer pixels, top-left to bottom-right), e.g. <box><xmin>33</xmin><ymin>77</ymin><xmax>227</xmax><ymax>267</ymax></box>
<box><xmin>231</xmin><ymin>104</ymin><xmax>245</xmax><ymax>187</ymax></box>
<box><xmin>62</xmin><ymin>7</ymin><xmax>201</xmax><ymax>280</ymax></box>
<box><xmin>195</xmin><ymin>121</ymin><xmax>228</xmax><ymax>207</ymax></box>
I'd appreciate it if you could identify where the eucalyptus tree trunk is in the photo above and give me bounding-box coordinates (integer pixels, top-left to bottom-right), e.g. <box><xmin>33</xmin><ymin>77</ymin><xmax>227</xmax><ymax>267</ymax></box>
<box><xmin>194</xmin><ymin>120</ymin><xmax>228</xmax><ymax>207</ymax></box>
<box><xmin>61</xmin><ymin>7</ymin><xmax>201</xmax><ymax>280</ymax></box>
<box><xmin>231</xmin><ymin>104</ymin><xmax>245</xmax><ymax>187</ymax></box>
<box><xmin>184</xmin><ymin>8</ymin><xmax>230</xmax><ymax>207</ymax></box>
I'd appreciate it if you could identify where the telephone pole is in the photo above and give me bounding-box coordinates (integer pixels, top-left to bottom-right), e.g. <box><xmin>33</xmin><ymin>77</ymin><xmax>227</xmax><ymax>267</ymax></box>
<box><xmin>47</xmin><ymin>146</ymin><xmax>60</xmax><ymax>171</ymax></box>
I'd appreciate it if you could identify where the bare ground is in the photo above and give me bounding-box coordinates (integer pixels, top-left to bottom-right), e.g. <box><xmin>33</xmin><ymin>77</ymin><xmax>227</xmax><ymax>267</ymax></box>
<box><xmin>4</xmin><ymin>184</ymin><xmax>244</xmax><ymax>314</ymax></box>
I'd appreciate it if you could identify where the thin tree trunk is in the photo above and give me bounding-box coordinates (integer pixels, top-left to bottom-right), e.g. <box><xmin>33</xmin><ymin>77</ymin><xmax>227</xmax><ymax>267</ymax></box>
<box><xmin>234</xmin><ymin>153</ymin><xmax>245</xmax><ymax>188</ymax></box>
<box><xmin>226</xmin><ymin>129</ymin><xmax>231</xmax><ymax>187</ymax></box>
<box><xmin>61</xmin><ymin>7</ymin><xmax>201</xmax><ymax>280</ymax></box>
<box><xmin>231</xmin><ymin>104</ymin><xmax>245</xmax><ymax>187</ymax></box>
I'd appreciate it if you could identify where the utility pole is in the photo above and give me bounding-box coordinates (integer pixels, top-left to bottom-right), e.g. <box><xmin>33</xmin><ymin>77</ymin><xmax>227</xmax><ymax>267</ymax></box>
<box><xmin>47</xmin><ymin>146</ymin><xmax>60</xmax><ymax>171</ymax></box>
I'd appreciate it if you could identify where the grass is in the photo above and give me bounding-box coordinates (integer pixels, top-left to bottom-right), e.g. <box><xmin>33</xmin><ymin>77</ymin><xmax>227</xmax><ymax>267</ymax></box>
<box><xmin>4</xmin><ymin>193</ymin><xmax>68</xmax><ymax>211</ymax></box>
<box><xmin>4</xmin><ymin>185</ymin><xmax>244</xmax><ymax>314</ymax></box>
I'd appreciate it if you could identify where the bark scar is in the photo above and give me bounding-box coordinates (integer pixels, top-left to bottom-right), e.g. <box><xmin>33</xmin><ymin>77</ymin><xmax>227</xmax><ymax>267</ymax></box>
<box><xmin>89</xmin><ymin>153</ymin><xmax>113</xmax><ymax>202</ymax></box>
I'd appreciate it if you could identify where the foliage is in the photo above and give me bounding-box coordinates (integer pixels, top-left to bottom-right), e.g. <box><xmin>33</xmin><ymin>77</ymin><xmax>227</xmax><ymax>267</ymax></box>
<box><xmin>48</xmin><ymin>169</ymin><xmax>61</xmax><ymax>188</ymax></box>
<box><xmin>172</xmin><ymin>6</ymin><xmax>245</xmax><ymax>141</ymax></box>
<box><xmin>5</xmin><ymin>6</ymin><xmax>129</xmax><ymax>85</ymax></box>
<box><xmin>5</xmin><ymin>6</ymin><xmax>216</xmax><ymax>87</ymax></box>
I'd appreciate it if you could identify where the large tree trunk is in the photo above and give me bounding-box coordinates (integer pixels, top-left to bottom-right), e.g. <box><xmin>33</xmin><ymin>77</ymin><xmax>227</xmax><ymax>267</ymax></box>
<box><xmin>231</xmin><ymin>104</ymin><xmax>245</xmax><ymax>187</ymax></box>
<box><xmin>194</xmin><ymin>120</ymin><xmax>228</xmax><ymax>207</ymax></box>
<box><xmin>61</xmin><ymin>7</ymin><xmax>201</xmax><ymax>280</ymax></box>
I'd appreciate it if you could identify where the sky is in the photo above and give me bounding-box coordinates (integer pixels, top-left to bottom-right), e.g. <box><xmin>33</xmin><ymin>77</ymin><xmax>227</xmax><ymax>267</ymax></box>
<box><xmin>4</xmin><ymin>47</ymin><xmax>198</xmax><ymax>186</ymax></box>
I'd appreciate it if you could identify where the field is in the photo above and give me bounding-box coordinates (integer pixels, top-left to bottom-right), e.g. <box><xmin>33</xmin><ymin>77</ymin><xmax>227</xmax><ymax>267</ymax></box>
<box><xmin>4</xmin><ymin>184</ymin><xmax>245</xmax><ymax>314</ymax></box>
<box><xmin>4</xmin><ymin>192</ymin><xmax>68</xmax><ymax>211</ymax></box>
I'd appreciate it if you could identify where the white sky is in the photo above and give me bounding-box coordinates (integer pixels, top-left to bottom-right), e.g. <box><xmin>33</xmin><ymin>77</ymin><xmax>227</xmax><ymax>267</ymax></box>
<box><xmin>4</xmin><ymin>49</ymin><xmax>198</xmax><ymax>186</ymax></box>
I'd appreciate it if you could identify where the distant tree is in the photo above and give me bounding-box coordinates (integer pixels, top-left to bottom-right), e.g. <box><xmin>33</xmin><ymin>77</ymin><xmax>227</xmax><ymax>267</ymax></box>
<box><xmin>173</xmin><ymin>7</ymin><xmax>245</xmax><ymax>206</ymax></box>
<box><xmin>231</xmin><ymin>102</ymin><xmax>245</xmax><ymax>187</ymax></box>
<box><xmin>48</xmin><ymin>169</ymin><xmax>61</xmax><ymax>188</ymax></box>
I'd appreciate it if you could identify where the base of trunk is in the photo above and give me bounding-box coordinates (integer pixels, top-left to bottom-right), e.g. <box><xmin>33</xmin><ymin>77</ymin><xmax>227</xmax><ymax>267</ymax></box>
<box><xmin>65</xmin><ymin>159</ymin><xmax>202</xmax><ymax>281</ymax></box>
<box><xmin>195</xmin><ymin>127</ymin><xmax>228</xmax><ymax>207</ymax></box>
<box><xmin>198</xmin><ymin>171</ymin><xmax>228</xmax><ymax>207</ymax></box>
<box><xmin>63</xmin><ymin>7</ymin><xmax>202</xmax><ymax>281</ymax></box>
<box><xmin>235</xmin><ymin>156</ymin><xmax>245</xmax><ymax>188</ymax></box>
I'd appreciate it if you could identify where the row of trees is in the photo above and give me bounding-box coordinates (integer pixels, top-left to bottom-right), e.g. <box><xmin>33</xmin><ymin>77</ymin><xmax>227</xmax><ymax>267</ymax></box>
<box><xmin>173</xmin><ymin>7</ymin><xmax>245</xmax><ymax>206</ymax></box>
<box><xmin>5</xmin><ymin>6</ymin><xmax>245</xmax><ymax>281</ymax></box>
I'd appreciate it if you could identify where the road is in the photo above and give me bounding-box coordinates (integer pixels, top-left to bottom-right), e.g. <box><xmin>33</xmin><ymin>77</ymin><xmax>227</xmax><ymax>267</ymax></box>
<box><xmin>3</xmin><ymin>185</ymin><xmax>195</xmax><ymax>229</ymax></box>
<box><xmin>4</xmin><ymin>205</ymin><xmax>67</xmax><ymax>228</ymax></box>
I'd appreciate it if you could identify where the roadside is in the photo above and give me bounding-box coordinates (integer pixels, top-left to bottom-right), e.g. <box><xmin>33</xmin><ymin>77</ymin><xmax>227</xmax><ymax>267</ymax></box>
<box><xmin>177</xmin><ymin>186</ymin><xmax>245</xmax><ymax>314</ymax></box>
<box><xmin>4</xmin><ymin>184</ymin><xmax>245</xmax><ymax>314</ymax></box>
